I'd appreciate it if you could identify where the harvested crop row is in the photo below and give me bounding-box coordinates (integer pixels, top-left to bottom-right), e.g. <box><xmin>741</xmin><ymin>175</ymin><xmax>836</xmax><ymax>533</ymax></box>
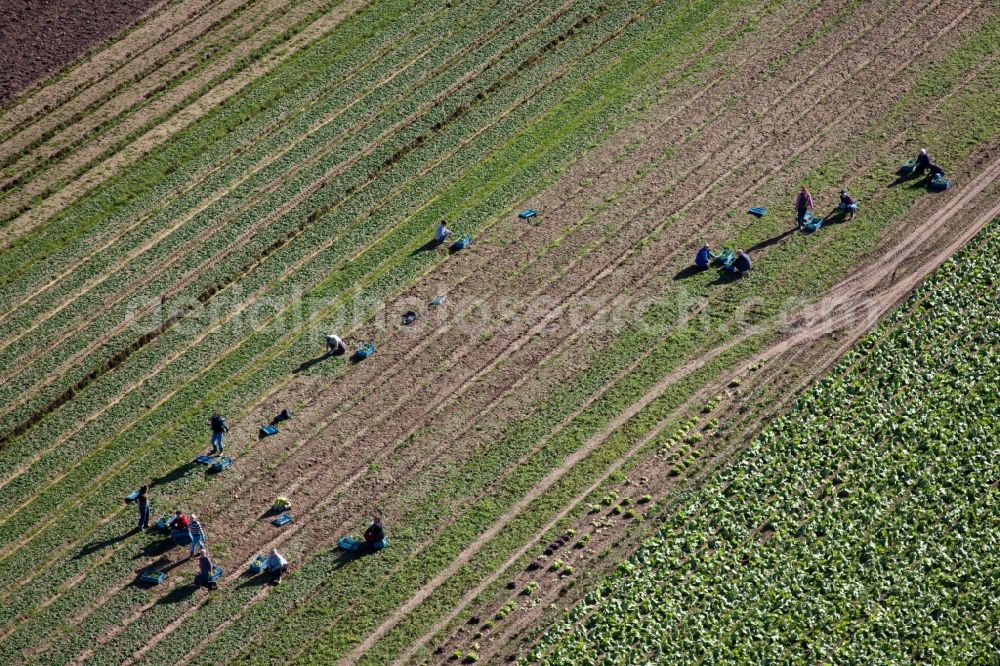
<box><xmin>0</xmin><ymin>0</ymin><xmax>429</xmax><ymax>290</ymax></box>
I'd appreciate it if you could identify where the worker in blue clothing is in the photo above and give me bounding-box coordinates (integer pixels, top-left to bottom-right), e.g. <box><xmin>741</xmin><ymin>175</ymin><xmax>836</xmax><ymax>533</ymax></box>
<box><xmin>695</xmin><ymin>245</ymin><xmax>713</xmax><ymax>269</ymax></box>
<box><xmin>209</xmin><ymin>412</ymin><xmax>229</xmax><ymax>454</ymax></box>
<box><xmin>839</xmin><ymin>189</ymin><xmax>858</xmax><ymax>221</ymax></box>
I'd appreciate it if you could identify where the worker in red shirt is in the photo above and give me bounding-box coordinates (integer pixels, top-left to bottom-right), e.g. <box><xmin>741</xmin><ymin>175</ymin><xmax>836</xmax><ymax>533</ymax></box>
<box><xmin>170</xmin><ymin>510</ymin><xmax>190</xmax><ymax>531</ymax></box>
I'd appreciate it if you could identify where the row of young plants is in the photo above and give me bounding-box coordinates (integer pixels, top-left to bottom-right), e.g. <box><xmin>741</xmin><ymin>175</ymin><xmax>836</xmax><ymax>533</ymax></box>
<box><xmin>5</xmin><ymin>1</ymin><xmax>992</xmax><ymax>652</ymax></box>
<box><xmin>0</xmin><ymin>0</ymin><xmax>610</xmax><ymax>443</ymax></box>
<box><xmin>0</xmin><ymin>0</ymin><xmax>428</xmax><ymax>287</ymax></box>
<box><xmin>0</xmin><ymin>0</ymin><xmax>259</xmax><ymax>142</ymax></box>
<box><xmin>5</xmin><ymin>6</ymin><xmax>992</xmax><ymax>652</ymax></box>
<box><xmin>0</xmin><ymin>0</ymin><xmax>467</xmax><ymax>358</ymax></box>
<box><xmin>0</xmin><ymin>0</ymin><xmax>752</xmax><ymax>640</ymax></box>
<box><xmin>0</xmin><ymin>0</ymin><xmax>232</xmax><ymax>149</ymax></box>
<box><xmin>526</xmin><ymin>220</ymin><xmax>1000</xmax><ymax>664</ymax></box>
<box><xmin>0</xmin><ymin>0</ymin><xmax>358</xmax><ymax>239</ymax></box>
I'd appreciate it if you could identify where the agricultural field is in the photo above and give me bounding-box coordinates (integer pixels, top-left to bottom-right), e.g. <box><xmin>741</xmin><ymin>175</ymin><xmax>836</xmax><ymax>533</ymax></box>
<box><xmin>0</xmin><ymin>0</ymin><xmax>997</xmax><ymax>664</ymax></box>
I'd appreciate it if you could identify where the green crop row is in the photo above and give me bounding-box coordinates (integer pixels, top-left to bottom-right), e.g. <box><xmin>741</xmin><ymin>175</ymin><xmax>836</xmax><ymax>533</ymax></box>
<box><xmin>0</xmin><ymin>0</ymin><xmax>589</xmax><ymax>435</ymax></box>
<box><xmin>528</xmin><ymin>220</ymin><xmax>1000</xmax><ymax>664</ymax></box>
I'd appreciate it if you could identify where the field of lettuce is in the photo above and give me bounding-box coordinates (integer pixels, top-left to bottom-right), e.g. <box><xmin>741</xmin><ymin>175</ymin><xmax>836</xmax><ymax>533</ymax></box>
<box><xmin>0</xmin><ymin>0</ymin><xmax>997</xmax><ymax>663</ymax></box>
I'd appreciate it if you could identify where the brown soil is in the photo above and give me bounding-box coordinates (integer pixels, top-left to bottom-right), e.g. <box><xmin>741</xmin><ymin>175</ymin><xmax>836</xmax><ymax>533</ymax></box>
<box><xmin>0</xmin><ymin>0</ymin><xmax>165</xmax><ymax>105</ymax></box>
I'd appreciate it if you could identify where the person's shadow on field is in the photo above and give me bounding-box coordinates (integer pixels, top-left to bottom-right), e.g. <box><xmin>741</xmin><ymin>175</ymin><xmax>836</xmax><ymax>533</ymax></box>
<box><xmin>73</xmin><ymin>530</ymin><xmax>134</xmax><ymax>559</ymax></box>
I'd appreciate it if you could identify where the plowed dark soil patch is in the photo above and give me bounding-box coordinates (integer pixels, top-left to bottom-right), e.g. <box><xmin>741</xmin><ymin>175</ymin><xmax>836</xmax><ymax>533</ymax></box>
<box><xmin>0</xmin><ymin>0</ymin><xmax>163</xmax><ymax>104</ymax></box>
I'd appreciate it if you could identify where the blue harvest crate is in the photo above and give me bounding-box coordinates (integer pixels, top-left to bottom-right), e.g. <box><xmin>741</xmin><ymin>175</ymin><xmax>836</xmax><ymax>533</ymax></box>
<box><xmin>451</xmin><ymin>235</ymin><xmax>472</xmax><ymax>250</ymax></box>
<box><xmin>140</xmin><ymin>570</ymin><xmax>165</xmax><ymax>585</ymax></box>
<box><xmin>124</xmin><ymin>489</ymin><xmax>140</xmax><ymax>503</ymax></box>
<box><xmin>250</xmin><ymin>555</ymin><xmax>269</xmax><ymax>574</ymax></box>
<box><xmin>210</xmin><ymin>457</ymin><xmax>232</xmax><ymax>473</ymax></box>
<box><xmin>194</xmin><ymin>454</ymin><xmax>215</xmax><ymax>465</ymax></box>
<box><xmin>259</xmin><ymin>424</ymin><xmax>279</xmax><ymax>437</ymax></box>
<box><xmin>153</xmin><ymin>514</ymin><xmax>173</xmax><ymax>533</ymax></box>
<box><xmin>747</xmin><ymin>207</ymin><xmax>766</xmax><ymax>218</ymax></box>
<box><xmin>802</xmin><ymin>212</ymin><xmax>824</xmax><ymax>232</ymax></box>
<box><xmin>518</xmin><ymin>209</ymin><xmax>538</xmax><ymax>219</ymax></box>
<box><xmin>272</xmin><ymin>513</ymin><xmax>293</xmax><ymax>527</ymax></box>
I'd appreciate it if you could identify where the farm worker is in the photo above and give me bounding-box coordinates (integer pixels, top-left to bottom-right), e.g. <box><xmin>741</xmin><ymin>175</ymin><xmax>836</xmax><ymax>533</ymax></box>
<box><xmin>171</xmin><ymin>510</ymin><xmax>190</xmax><ymax>532</ymax></box>
<box><xmin>136</xmin><ymin>485</ymin><xmax>151</xmax><ymax>530</ymax></box>
<box><xmin>731</xmin><ymin>249</ymin><xmax>752</xmax><ymax>276</ymax></box>
<box><xmin>197</xmin><ymin>548</ymin><xmax>217</xmax><ymax>589</ymax></box>
<box><xmin>189</xmin><ymin>513</ymin><xmax>206</xmax><ymax>557</ymax></box>
<box><xmin>364</xmin><ymin>514</ymin><xmax>386</xmax><ymax>549</ymax></box>
<box><xmin>325</xmin><ymin>333</ymin><xmax>347</xmax><ymax>356</ymax></box>
<box><xmin>694</xmin><ymin>245</ymin><xmax>712</xmax><ymax>269</ymax></box>
<box><xmin>794</xmin><ymin>185</ymin><xmax>814</xmax><ymax>227</ymax></box>
<box><xmin>434</xmin><ymin>219</ymin><xmax>452</xmax><ymax>243</ymax></box>
<box><xmin>267</xmin><ymin>547</ymin><xmax>288</xmax><ymax>584</ymax></box>
<box><xmin>839</xmin><ymin>189</ymin><xmax>858</xmax><ymax>221</ymax></box>
<box><xmin>914</xmin><ymin>148</ymin><xmax>931</xmax><ymax>175</ymax></box>
<box><xmin>209</xmin><ymin>412</ymin><xmax>229</xmax><ymax>454</ymax></box>
<box><xmin>928</xmin><ymin>163</ymin><xmax>945</xmax><ymax>179</ymax></box>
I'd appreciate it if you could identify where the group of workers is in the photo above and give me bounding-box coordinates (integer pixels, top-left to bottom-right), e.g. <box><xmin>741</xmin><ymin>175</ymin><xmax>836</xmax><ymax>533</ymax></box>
<box><xmin>794</xmin><ymin>184</ymin><xmax>858</xmax><ymax>228</ymax></box>
<box><xmin>133</xmin><ymin>414</ymin><xmax>387</xmax><ymax>591</ymax></box>
<box><xmin>696</xmin><ymin>147</ymin><xmax>947</xmax><ymax>276</ymax></box>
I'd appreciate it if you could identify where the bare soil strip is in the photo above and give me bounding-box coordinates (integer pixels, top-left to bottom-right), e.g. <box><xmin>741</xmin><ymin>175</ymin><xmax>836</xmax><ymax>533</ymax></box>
<box><xmin>0</xmin><ymin>0</ymin><xmax>372</xmax><ymax>246</ymax></box>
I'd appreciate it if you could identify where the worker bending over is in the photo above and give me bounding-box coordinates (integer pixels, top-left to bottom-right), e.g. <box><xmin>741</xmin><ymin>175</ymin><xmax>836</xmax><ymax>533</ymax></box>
<box><xmin>839</xmin><ymin>189</ymin><xmax>858</xmax><ymax>221</ymax></box>
<box><xmin>434</xmin><ymin>220</ymin><xmax>452</xmax><ymax>243</ymax></box>
<box><xmin>196</xmin><ymin>549</ymin><xmax>218</xmax><ymax>589</ymax></box>
<box><xmin>267</xmin><ymin>548</ymin><xmax>289</xmax><ymax>584</ymax></box>
<box><xmin>695</xmin><ymin>245</ymin><xmax>713</xmax><ymax>269</ymax></box>
<box><xmin>325</xmin><ymin>333</ymin><xmax>347</xmax><ymax>356</ymax></box>
<box><xmin>731</xmin><ymin>249</ymin><xmax>752</xmax><ymax>277</ymax></box>
<box><xmin>914</xmin><ymin>148</ymin><xmax>932</xmax><ymax>175</ymax></box>
<box><xmin>364</xmin><ymin>514</ymin><xmax>388</xmax><ymax>550</ymax></box>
